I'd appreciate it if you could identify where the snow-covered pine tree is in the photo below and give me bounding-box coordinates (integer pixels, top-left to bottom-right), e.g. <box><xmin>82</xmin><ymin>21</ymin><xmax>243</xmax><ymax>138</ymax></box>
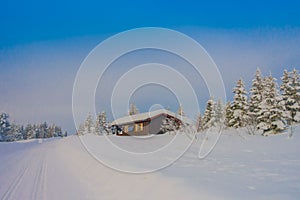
<box><xmin>160</xmin><ymin>117</ymin><xmax>177</xmax><ymax>134</ymax></box>
<box><xmin>95</xmin><ymin>111</ymin><xmax>110</xmax><ymax>135</ymax></box>
<box><xmin>10</xmin><ymin>123</ymin><xmax>24</xmax><ymax>141</ymax></box>
<box><xmin>281</xmin><ymin>69</ymin><xmax>292</xmax><ymax>125</ymax></box>
<box><xmin>128</xmin><ymin>103</ymin><xmax>139</xmax><ymax>115</ymax></box>
<box><xmin>94</xmin><ymin>114</ymin><xmax>100</xmax><ymax>135</ymax></box>
<box><xmin>177</xmin><ymin>104</ymin><xmax>185</xmax><ymax>116</ymax></box>
<box><xmin>248</xmin><ymin>69</ymin><xmax>264</xmax><ymax>127</ymax></box>
<box><xmin>195</xmin><ymin>112</ymin><xmax>203</xmax><ymax>132</ymax></box>
<box><xmin>224</xmin><ymin>102</ymin><xmax>233</xmax><ymax>127</ymax></box>
<box><xmin>257</xmin><ymin>75</ymin><xmax>285</xmax><ymax>135</ymax></box>
<box><xmin>25</xmin><ymin>124</ymin><xmax>35</xmax><ymax>139</ymax></box>
<box><xmin>8</xmin><ymin>123</ymin><xmax>18</xmax><ymax>141</ymax></box>
<box><xmin>19</xmin><ymin>125</ymin><xmax>27</xmax><ymax>140</ymax></box>
<box><xmin>39</xmin><ymin>122</ymin><xmax>49</xmax><ymax>138</ymax></box>
<box><xmin>55</xmin><ymin>126</ymin><xmax>62</xmax><ymax>137</ymax></box>
<box><xmin>0</xmin><ymin>113</ymin><xmax>11</xmax><ymax>141</ymax></box>
<box><xmin>102</xmin><ymin>111</ymin><xmax>110</xmax><ymax>134</ymax></box>
<box><xmin>290</xmin><ymin>69</ymin><xmax>300</xmax><ymax>121</ymax></box>
<box><xmin>229</xmin><ymin>78</ymin><xmax>249</xmax><ymax>128</ymax></box>
<box><xmin>84</xmin><ymin>113</ymin><xmax>94</xmax><ymax>134</ymax></box>
<box><xmin>32</xmin><ymin>124</ymin><xmax>38</xmax><ymax>138</ymax></box>
<box><xmin>280</xmin><ymin>69</ymin><xmax>300</xmax><ymax>125</ymax></box>
<box><xmin>77</xmin><ymin>123</ymin><xmax>85</xmax><ymax>135</ymax></box>
<box><xmin>202</xmin><ymin>97</ymin><xmax>216</xmax><ymax>129</ymax></box>
<box><xmin>215</xmin><ymin>99</ymin><xmax>224</xmax><ymax>128</ymax></box>
<box><xmin>48</xmin><ymin>124</ymin><xmax>55</xmax><ymax>137</ymax></box>
<box><xmin>17</xmin><ymin>125</ymin><xmax>25</xmax><ymax>140</ymax></box>
<box><xmin>35</xmin><ymin>124</ymin><xmax>40</xmax><ymax>138</ymax></box>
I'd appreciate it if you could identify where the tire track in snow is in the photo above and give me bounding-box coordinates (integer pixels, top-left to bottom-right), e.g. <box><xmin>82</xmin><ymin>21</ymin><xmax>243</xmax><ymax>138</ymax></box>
<box><xmin>31</xmin><ymin>149</ymin><xmax>48</xmax><ymax>200</ymax></box>
<box><xmin>1</xmin><ymin>158</ymin><xmax>31</xmax><ymax>200</ymax></box>
<box><xmin>41</xmin><ymin>155</ymin><xmax>48</xmax><ymax>200</ymax></box>
<box><xmin>0</xmin><ymin>151</ymin><xmax>25</xmax><ymax>172</ymax></box>
<box><xmin>0</xmin><ymin>144</ymin><xmax>36</xmax><ymax>175</ymax></box>
<box><xmin>0</xmin><ymin>144</ymin><xmax>47</xmax><ymax>200</ymax></box>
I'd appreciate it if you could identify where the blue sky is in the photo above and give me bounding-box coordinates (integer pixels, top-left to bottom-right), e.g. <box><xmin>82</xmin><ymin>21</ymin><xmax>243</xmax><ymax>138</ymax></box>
<box><xmin>1</xmin><ymin>0</ymin><xmax>300</xmax><ymax>47</ymax></box>
<box><xmin>1</xmin><ymin>0</ymin><xmax>300</xmax><ymax>132</ymax></box>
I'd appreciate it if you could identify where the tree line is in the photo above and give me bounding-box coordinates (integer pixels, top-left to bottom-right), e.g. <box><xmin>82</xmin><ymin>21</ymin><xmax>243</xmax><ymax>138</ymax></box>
<box><xmin>77</xmin><ymin>111</ymin><xmax>110</xmax><ymax>135</ymax></box>
<box><xmin>77</xmin><ymin>68</ymin><xmax>299</xmax><ymax>136</ymax></box>
<box><xmin>0</xmin><ymin>113</ymin><xmax>67</xmax><ymax>142</ymax></box>
<box><xmin>196</xmin><ymin>68</ymin><xmax>300</xmax><ymax>136</ymax></box>
<box><xmin>76</xmin><ymin>103</ymin><xmax>141</xmax><ymax>135</ymax></box>
<box><xmin>77</xmin><ymin>103</ymin><xmax>183</xmax><ymax>135</ymax></box>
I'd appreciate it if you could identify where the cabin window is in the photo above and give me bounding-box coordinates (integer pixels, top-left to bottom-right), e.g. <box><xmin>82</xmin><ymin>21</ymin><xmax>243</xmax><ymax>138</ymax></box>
<box><xmin>134</xmin><ymin>123</ymin><xmax>143</xmax><ymax>132</ymax></box>
<box><xmin>128</xmin><ymin>125</ymin><xmax>134</xmax><ymax>132</ymax></box>
<box><xmin>123</xmin><ymin>125</ymin><xmax>134</xmax><ymax>132</ymax></box>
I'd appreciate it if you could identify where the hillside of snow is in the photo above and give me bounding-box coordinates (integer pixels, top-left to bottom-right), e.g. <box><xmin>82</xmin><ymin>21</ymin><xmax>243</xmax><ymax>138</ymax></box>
<box><xmin>0</xmin><ymin>127</ymin><xmax>300</xmax><ymax>200</ymax></box>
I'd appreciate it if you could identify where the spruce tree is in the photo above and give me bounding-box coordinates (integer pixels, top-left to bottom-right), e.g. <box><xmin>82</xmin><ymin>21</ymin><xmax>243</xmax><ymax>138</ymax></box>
<box><xmin>39</xmin><ymin>122</ymin><xmax>49</xmax><ymax>138</ymax></box>
<box><xmin>257</xmin><ymin>75</ymin><xmax>285</xmax><ymax>134</ymax></box>
<box><xmin>20</xmin><ymin>125</ymin><xmax>27</xmax><ymax>140</ymax></box>
<box><xmin>195</xmin><ymin>112</ymin><xmax>203</xmax><ymax>132</ymax></box>
<box><xmin>0</xmin><ymin>113</ymin><xmax>11</xmax><ymax>141</ymax></box>
<box><xmin>95</xmin><ymin>111</ymin><xmax>109</xmax><ymax>135</ymax></box>
<box><xmin>84</xmin><ymin>113</ymin><xmax>94</xmax><ymax>134</ymax></box>
<box><xmin>280</xmin><ymin>69</ymin><xmax>300</xmax><ymax>125</ymax></box>
<box><xmin>128</xmin><ymin>103</ymin><xmax>139</xmax><ymax>115</ymax></box>
<box><xmin>177</xmin><ymin>105</ymin><xmax>185</xmax><ymax>116</ymax></box>
<box><xmin>248</xmin><ymin>69</ymin><xmax>264</xmax><ymax>126</ymax></box>
<box><xmin>215</xmin><ymin>99</ymin><xmax>224</xmax><ymax>127</ymax></box>
<box><xmin>25</xmin><ymin>124</ymin><xmax>34</xmax><ymax>139</ymax></box>
<box><xmin>224</xmin><ymin>102</ymin><xmax>233</xmax><ymax>127</ymax></box>
<box><xmin>55</xmin><ymin>126</ymin><xmax>62</xmax><ymax>137</ymax></box>
<box><xmin>202</xmin><ymin>98</ymin><xmax>215</xmax><ymax>129</ymax></box>
<box><xmin>160</xmin><ymin>117</ymin><xmax>177</xmax><ymax>134</ymax></box>
<box><xmin>11</xmin><ymin>124</ymin><xmax>24</xmax><ymax>141</ymax></box>
<box><xmin>77</xmin><ymin>123</ymin><xmax>85</xmax><ymax>135</ymax></box>
<box><xmin>229</xmin><ymin>78</ymin><xmax>249</xmax><ymax>128</ymax></box>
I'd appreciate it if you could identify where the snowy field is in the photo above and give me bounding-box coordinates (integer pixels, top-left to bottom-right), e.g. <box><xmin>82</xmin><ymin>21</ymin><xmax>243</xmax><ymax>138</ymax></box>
<box><xmin>0</xmin><ymin>127</ymin><xmax>300</xmax><ymax>200</ymax></box>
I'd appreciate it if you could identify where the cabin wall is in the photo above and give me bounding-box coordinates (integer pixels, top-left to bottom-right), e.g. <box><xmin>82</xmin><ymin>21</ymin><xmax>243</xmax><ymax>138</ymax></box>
<box><xmin>116</xmin><ymin>114</ymin><xmax>170</xmax><ymax>136</ymax></box>
<box><xmin>148</xmin><ymin>115</ymin><xmax>166</xmax><ymax>134</ymax></box>
<box><xmin>126</xmin><ymin>115</ymin><xmax>166</xmax><ymax>135</ymax></box>
<box><xmin>120</xmin><ymin>122</ymin><xmax>148</xmax><ymax>136</ymax></box>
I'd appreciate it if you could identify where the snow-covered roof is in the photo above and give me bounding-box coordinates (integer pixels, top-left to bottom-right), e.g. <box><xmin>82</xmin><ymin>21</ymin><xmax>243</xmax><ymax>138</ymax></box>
<box><xmin>111</xmin><ymin>109</ymin><xmax>193</xmax><ymax>126</ymax></box>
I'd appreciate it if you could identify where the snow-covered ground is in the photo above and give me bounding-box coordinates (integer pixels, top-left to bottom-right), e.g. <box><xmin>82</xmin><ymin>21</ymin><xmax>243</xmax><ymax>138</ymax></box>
<box><xmin>0</xmin><ymin>127</ymin><xmax>300</xmax><ymax>200</ymax></box>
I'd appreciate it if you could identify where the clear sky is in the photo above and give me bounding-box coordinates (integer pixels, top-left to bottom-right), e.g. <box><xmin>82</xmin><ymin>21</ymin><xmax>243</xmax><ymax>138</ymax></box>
<box><xmin>1</xmin><ymin>0</ymin><xmax>300</xmax><ymax>46</ymax></box>
<box><xmin>1</xmin><ymin>0</ymin><xmax>300</xmax><ymax>133</ymax></box>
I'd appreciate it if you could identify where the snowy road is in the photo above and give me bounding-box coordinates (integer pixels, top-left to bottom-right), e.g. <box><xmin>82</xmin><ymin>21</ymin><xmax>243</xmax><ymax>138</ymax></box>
<box><xmin>0</xmin><ymin>140</ymin><xmax>48</xmax><ymax>200</ymax></box>
<box><xmin>0</xmin><ymin>136</ymin><xmax>201</xmax><ymax>200</ymax></box>
<box><xmin>1</xmin><ymin>129</ymin><xmax>300</xmax><ymax>200</ymax></box>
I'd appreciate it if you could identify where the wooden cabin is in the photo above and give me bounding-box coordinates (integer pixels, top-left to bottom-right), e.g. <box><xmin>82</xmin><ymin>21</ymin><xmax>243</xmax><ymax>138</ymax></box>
<box><xmin>110</xmin><ymin>109</ymin><xmax>192</xmax><ymax>136</ymax></box>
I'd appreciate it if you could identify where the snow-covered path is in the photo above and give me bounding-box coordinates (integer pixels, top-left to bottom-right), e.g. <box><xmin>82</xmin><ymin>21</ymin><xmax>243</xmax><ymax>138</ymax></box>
<box><xmin>1</xmin><ymin>129</ymin><xmax>300</xmax><ymax>200</ymax></box>
<box><xmin>0</xmin><ymin>140</ymin><xmax>48</xmax><ymax>200</ymax></box>
<box><xmin>0</xmin><ymin>136</ymin><xmax>201</xmax><ymax>200</ymax></box>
